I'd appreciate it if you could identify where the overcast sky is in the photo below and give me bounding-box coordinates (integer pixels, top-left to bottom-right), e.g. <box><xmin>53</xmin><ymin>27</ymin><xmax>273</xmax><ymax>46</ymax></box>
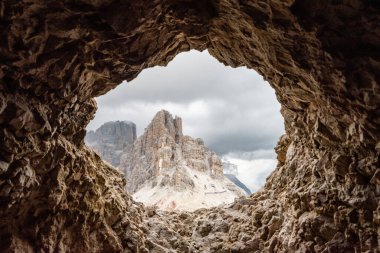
<box><xmin>87</xmin><ymin>50</ymin><xmax>284</xmax><ymax>192</ymax></box>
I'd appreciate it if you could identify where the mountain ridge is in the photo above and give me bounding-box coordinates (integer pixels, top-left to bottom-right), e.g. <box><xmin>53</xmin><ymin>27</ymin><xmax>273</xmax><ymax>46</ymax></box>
<box><xmin>85</xmin><ymin>120</ymin><xmax>136</xmax><ymax>167</ymax></box>
<box><xmin>119</xmin><ymin>110</ymin><xmax>246</xmax><ymax>211</ymax></box>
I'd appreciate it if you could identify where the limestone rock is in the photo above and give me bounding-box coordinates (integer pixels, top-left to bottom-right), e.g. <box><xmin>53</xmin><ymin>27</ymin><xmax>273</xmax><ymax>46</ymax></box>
<box><xmin>0</xmin><ymin>0</ymin><xmax>379</xmax><ymax>252</ymax></box>
<box><xmin>120</xmin><ymin>110</ymin><xmax>245</xmax><ymax>211</ymax></box>
<box><xmin>85</xmin><ymin>121</ymin><xmax>136</xmax><ymax>167</ymax></box>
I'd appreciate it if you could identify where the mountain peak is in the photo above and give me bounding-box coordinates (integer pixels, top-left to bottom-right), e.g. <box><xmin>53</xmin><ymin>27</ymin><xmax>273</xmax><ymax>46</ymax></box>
<box><xmin>85</xmin><ymin>120</ymin><xmax>136</xmax><ymax>166</ymax></box>
<box><xmin>148</xmin><ymin>110</ymin><xmax>183</xmax><ymax>143</ymax></box>
<box><xmin>119</xmin><ymin>110</ymin><xmax>245</xmax><ymax>211</ymax></box>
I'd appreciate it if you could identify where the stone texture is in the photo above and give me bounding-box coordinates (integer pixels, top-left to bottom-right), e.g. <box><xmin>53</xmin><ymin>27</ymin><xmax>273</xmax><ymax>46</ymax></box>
<box><xmin>122</xmin><ymin>110</ymin><xmax>223</xmax><ymax>192</ymax></box>
<box><xmin>120</xmin><ymin>110</ymin><xmax>245</xmax><ymax>211</ymax></box>
<box><xmin>85</xmin><ymin>120</ymin><xmax>136</xmax><ymax>166</ymax></box>
<box><xmin>0</xmin><ymin>0</ymin><xmax>379</xmax><ymax>252</ymax></box>
<box><xmin>120</xmin><ymin>110</ymin><xmax>192</xmax><ymax>193</ymax></box>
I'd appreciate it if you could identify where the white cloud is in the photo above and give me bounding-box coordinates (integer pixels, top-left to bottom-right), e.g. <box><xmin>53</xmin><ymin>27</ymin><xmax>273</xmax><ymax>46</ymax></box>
<box><xmin>224</xmin><ymin>149</ymin><xmax>277</xmax><ymax>160</ymax></box>
<box><xmin>223</xmin><ymin>152</ymin><xmax>278</xmax><ymax>192</ymax></box>
<box><xmin>87</xmin><ymin>50</ymin><xmax>285</xmax><ymax>155</ymax></box>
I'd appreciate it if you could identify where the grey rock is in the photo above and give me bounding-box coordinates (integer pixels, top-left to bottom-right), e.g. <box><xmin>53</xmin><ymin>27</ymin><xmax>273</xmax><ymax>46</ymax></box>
<box><xmin>85</xmin><ymin>121</ymin><xmax>136</xmax><ymax>167</ymax></box>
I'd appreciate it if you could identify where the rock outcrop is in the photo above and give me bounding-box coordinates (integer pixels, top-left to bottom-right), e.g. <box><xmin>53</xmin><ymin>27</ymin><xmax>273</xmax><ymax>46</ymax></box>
<box><xmin>85</xmin><ymin>121</ymin><xmax>136</xmax><ymax>166</ymax></box>
<box><xmin>0</xmin><ymin>0</ymin><xmax>379</xmax><ymax>252</ymax></box>
<box><xmin>143</xmin><ymin>197</ymin><xmax>282</xmax><ymax>252</ymax></box>
<box><xmin>120</xmin><ymin>110</ymin><xmax>245</xmax><ymax>211</ymax></box>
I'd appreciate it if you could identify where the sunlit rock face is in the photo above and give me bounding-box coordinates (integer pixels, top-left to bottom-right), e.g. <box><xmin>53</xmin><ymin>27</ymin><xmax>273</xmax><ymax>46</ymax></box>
<box><xmin>85</xmin><ymin>121</ymin><xmax>136</xmax><ymax>167</ymax></box>
<box><xmin>0</xmin><ymin>0</ymin><xmax>379</xmax><ymax>252</ymax></box>
<box><xmin>120</xmin><ymin>110</ymin><xmax>245</xmax><ymax>211</ymax></box>
<box><xmin>121</xmin><ymin>110</ymin><xmax>224</xmax><ymax>193</ymax></box>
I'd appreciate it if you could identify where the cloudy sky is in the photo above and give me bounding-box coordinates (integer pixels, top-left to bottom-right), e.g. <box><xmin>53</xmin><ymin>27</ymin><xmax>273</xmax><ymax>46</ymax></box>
<box><xmin>87</xmin><ymin>50</ymin><xmax>284</xmax><ymax>192</ymax></box>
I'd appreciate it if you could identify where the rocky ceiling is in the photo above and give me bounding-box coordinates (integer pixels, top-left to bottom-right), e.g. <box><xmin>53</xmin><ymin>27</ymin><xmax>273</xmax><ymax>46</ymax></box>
<box><xmin>0</xmin><ymin>0</ymin><xmax>379</xmax><ymax>252</ymax></box>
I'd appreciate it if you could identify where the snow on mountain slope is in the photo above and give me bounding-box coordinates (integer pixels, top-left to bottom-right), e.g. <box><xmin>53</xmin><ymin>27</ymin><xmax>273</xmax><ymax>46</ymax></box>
<box><xmin>224</xmin><ymin>174</ymin><xmax>252</xmax><ymax>196</ymax></box>
<box><xmin>222</xmin><ymin>158</ymin><xmax>252</xmax><ymax>195</ymax></box>
<box><xmin>133</xmin><ymin>166</ymin><xmax>245</xmax><ymax>211</ymax></box>
<box><xmin>120</xmin><ymin>110</ymin><xmax>246</xmax><ymax>211</ymax></box>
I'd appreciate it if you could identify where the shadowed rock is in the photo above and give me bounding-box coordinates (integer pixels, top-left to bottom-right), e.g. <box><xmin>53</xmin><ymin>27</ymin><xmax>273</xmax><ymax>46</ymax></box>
<box><xmin>0</xmin><ymin>0</ymin><xmax>379</xmax><ymax>252</ymax></box>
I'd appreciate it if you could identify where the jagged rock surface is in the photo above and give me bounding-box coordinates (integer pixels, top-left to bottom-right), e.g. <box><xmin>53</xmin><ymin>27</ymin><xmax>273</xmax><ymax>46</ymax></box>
<box><xmin>0</xmin><ymin>0</ymin><xmax>379</xmax><ymax>252</ymax></box>
<box><xmin>120</xmin><ymin>110</ymin><xmax>245</xmax><ymax>211</ymax></box>
<box><xmin>143</xmin><ymin>195</ymin><xmax>283</xmax><ymax>252</ymax></box>
<box><xmin>85</xmin><ymin>121</ymin><xmax>136</xmax><ymax>167</ymax></box>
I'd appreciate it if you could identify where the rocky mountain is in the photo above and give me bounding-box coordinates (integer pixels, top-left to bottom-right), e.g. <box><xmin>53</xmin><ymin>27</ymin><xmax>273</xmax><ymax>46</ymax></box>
<box><xmin>119</xmin><ymin>110</ymin><xmax>246</xmax><ymax>211</ymax></box>
<box><xmin>3</xmin><ymin>1</ymin><xmax>379</xmax><ymax>252</ymax></box>
<box><xmin>85</xmin><ymin>121</ymin><xmax>136</xmax><ymax>167</ymax></box>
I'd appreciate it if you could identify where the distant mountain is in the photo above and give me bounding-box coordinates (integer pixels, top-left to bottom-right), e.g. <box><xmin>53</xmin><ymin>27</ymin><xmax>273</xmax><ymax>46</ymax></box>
<box><xmin>222</xmin><ymin>158</ymin><xmax>238</xmax><ymax>175</ymax></box>
<box><xmin>224</xmin><ymin>174</ymin><xmax>251</xmax><ymax>195</ymax></box>
<box><xmin>119</xmin><ymin>110</ymin><xmax>246</xmax><ymax>211</ymax></box>
<box><xmin>85</xmin><ymin>121</ymin><xmax>136</xmax><ymax>167</ymax></box>
<box><xmin>222</xmin><ymin>159</ymin><xmax>252</xmax><ymax>195</ymax></box>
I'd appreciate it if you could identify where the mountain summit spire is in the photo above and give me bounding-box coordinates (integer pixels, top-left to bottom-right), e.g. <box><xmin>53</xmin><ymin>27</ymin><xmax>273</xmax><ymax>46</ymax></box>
<box><xmin>119</xmin><ymin>110</ymin><xmax>245</xmax><ymax>211</ymax></box>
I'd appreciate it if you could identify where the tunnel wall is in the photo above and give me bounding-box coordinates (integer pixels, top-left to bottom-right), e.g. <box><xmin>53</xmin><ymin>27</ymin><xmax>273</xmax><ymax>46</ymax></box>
<box><xmin>0</xmin><ymin>0</ymin><xmax>379</xmax><ymax>252</ymax></box>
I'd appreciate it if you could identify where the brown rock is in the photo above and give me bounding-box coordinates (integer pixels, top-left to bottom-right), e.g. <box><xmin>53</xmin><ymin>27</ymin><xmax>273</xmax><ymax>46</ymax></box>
<box><xmin>0</xmin><ymin>0</ymin><xmax>379</xmax><ymax>252</ymax></box>
<box><xmin>120</xmin><ymin>110</ymin><xmax>244</xmax><ymax>210</ymax></box>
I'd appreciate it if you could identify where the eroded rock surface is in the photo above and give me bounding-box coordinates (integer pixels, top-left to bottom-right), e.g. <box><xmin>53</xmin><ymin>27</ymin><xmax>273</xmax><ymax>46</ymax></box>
<box><xmin>143</xmin><ymin>195</ymin><xmax>282</xmax><ymax>252</ymax></box>
<box><xmin>0</xmin><ymin>0</ymin><xmax>379</xmax><ymax>252</ymax></box>
<box><xmin>120</xmin><ymin>110</ymin><xmax>245</xmax><ymax>211</ymax></box>
<box><xmin>85</xmin><ymin>120</ymin><xmax>136</xmax><ymax>167</ymax></box>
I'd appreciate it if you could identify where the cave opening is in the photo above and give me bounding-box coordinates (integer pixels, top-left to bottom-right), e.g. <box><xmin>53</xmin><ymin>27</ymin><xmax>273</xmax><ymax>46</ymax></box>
<box><xmin>85</xmin><ymin>49</ymin><xmax>284</xmax><ymax>211</ymax></box>
<box><xmin>2</xmin><ymin>1</ymin><xmax>378</xmax><ymax>251</ymax></box>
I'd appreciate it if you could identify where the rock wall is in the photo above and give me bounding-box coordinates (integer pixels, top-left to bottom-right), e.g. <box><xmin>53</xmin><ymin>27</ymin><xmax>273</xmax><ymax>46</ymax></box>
<box><xmin>85</xmin><ymin>121</ymin><xmax>136</xmax><ymax>167</ymax></box>
<box><xmin>0</xmin><ymin>0</ymin><xmax>379</xmax><ymax>252</ymax></box>
<box><xmin>120</xmin><ymin>110</ymin><xmax>225</xmax><ymax>193</ymax></box>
